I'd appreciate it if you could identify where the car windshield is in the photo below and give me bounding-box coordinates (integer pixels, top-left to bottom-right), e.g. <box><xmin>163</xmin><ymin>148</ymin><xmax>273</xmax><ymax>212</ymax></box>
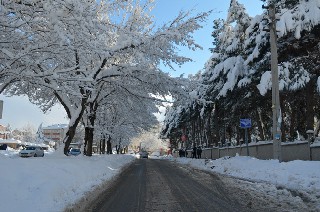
<box><xmin>71</xmin><ymin>149</ymin><xmax>80</xmax><ymax>152</ymax></box>
<box><xmin>26</xmin><ymin>147</ymin><xmax>35</xmax><ymax>150</ymax></box>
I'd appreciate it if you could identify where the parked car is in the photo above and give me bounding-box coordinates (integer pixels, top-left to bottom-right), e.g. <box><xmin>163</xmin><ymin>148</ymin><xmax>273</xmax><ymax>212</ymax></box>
<box><xmin>68</xmin><ymin>148</ymin><xmax>81</xmax><ymax>156</ymax></box>
<box><xmin>40</xmin><ymin>146</ymin><xmax>49</xmax><ymax>151</ymax></box>
<box><xmin>0</xmin><ymin>144</ymin><xmax>7</xmax><ymax>150</ymax></box>
<box><xmin>139</xmin><ymin>151</ymin><xmax>149</xmax><ymax>159</ymax></box>
<box><xmin>19</xmin><ymin>146</ymin><xmax>44</xmax><ymax>157</ymax></box>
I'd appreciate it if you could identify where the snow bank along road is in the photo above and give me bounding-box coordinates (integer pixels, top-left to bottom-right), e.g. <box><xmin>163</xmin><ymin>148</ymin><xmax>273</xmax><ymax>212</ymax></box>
<box><xmin>67</xmin><ymin>159</ymin><xmax>314</xmax><ymax>212</ymax></box>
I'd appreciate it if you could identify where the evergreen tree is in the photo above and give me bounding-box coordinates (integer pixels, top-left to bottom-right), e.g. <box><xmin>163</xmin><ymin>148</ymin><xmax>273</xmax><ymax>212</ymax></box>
<box><xmin>162</xmin><ymin>0</ymin><xmax>320</xmax><ymax>144</ymax></box>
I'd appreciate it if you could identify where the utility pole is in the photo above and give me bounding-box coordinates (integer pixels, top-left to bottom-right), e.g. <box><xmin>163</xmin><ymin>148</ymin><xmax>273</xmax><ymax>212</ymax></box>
<box><xmin>263</xmin><ymin>1</ymin><xmax>282</xmax><ymax>162</ymax></box>
<box><xmin>0</xmin><ymin>100</ymin><xmax>3</xmax><ymax>119</ymax></box>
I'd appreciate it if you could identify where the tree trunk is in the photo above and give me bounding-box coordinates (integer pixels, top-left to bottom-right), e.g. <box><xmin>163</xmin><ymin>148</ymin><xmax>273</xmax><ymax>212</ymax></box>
<box><xmin>116</xmin><ymin>145</ymin><xmax>120</xmax><ymax>154</ymax></box>
<box><xmin>63</xmin><ymin>125</ymin><xmax>77</xmax><ymax>155</ymax></box>
<box><xmin>192</xmin><ymin>120</ymin><xmax>196</xmax><ymax>146</ymax></box>
<box><xmin>305</xmin><ymin>80</ymin><xmax>315</xmax><ymax>133</ymax></box>
<box><xmin>58</xmin><ymin>90</ymin><xmax>87</xmax><ymax>156</ymax></box>
<box><xmin>206</xmin><ymin>109</ymin><xmax>212</xmax><ymax>146</ymax></box>
<box><xmin>236</xmin><ymin>126</ymin><xmax>240</xmax><ymax>145</ymax></box>
<box><xmin>85</xmin><ymin>127</ymin><xmax>94</xmax><ymax>156</ymax></box>
<box><xmin>107</xmin><ymin>137</ymin><xmax>112</xmax><ymax>154</ymax></box>
<box><xmin>256</xmin><ymin>108</ymin><xmax>265</xmax><ymax>141</ymax></box>
<box><xmin>101</xmin><ymin>136</ymin><xmax>106</xmax><ymax>154</ymax></box>
<box><xmin>289</xmin><ymin>106</ymin><xmax>297</xmax><ymax>141</ymax></box>
<box><xmin>83</xmin><ymin>100</ymin><xmax>98</xmax><ymax>156</ymax></box>
<box><xmin>83</xmin><ymin>128</ymin><xmax>88</xmax><ymax>155</ymax></box>
<box><xmin>280</xmin><ymin>95</ymin><xmax>286</xmax><ymax>142</ymax></box>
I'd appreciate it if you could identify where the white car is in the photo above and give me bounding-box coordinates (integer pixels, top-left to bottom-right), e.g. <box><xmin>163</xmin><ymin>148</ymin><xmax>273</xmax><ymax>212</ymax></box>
<box><xmin>19</xmin><ymin>146</ymin><xmax>44</xmax><ymax>157</ymax></box>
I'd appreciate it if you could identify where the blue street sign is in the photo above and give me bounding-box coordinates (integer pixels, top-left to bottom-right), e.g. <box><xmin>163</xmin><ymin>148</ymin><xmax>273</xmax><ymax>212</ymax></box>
<box><xmin>240</xmin><ymin>119</ymin><xmax>251</xmax><ymax>128</ymax></box>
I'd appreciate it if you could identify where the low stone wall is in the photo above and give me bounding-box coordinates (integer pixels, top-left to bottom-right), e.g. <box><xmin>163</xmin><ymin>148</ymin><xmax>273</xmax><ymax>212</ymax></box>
<box><xmin>173</xmin><ymin>141</ymin><xmax>320</xmax><ymax>161</ymax></box>
<box><xmin>311</xmin><ymin>146</ymin><xmax>320</xmax><ymax>161</ymax></box>
<box><xmin>282</xmin><ymin>142</ymin><xmax>310</xmax><ymax>161</ymax></box>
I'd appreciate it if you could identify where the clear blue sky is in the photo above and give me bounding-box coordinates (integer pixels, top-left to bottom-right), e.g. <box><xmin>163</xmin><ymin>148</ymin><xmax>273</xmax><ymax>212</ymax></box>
<box><xmin>0</xmin><ymin>0</ymin><xmax>263</xmax><ymax>129</ymax></box>
<box><xmin>151</xmin><ymin>0</ymin><xmax>263</xmax><ymax>77</ymax></box>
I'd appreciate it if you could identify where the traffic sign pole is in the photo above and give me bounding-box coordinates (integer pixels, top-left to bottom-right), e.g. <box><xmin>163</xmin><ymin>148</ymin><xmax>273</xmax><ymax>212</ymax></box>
<box><xmin>245</xmin><ymin>128</ymin><xmax>249</xmax><ymax>156</ymax></box>
<box><xmin>240</xmin><ymin>119</ymin><xmax>251</xmax><ymax>156</ymax></box>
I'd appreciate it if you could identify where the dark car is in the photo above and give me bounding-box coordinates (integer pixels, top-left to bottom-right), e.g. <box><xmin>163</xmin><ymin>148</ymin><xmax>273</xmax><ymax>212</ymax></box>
<box><xmin>139</xmin><ymin>151</ymin><xmax>149</xmax><ymax>159</ymax></box>
<box><xmin>0</xmin><ymin>144</ymin><xmax>7</xmax><ymax>150</ymax></box>
<box><xmin>40</xmin><ymin>146</ymin><xmax>49</xmax><ymax>151</ymax></box>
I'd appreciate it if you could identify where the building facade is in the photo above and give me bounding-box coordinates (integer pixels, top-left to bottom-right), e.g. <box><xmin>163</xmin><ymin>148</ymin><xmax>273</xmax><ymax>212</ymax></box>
<box><xmin>43</xmin><ymin>124</ymin><xmax>68</xmax><ymax>145</ymax></box>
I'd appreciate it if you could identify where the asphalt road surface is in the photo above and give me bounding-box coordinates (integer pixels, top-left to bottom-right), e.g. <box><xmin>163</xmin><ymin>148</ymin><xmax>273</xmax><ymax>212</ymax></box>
<box><xmin>70</xmin><ymin>159</ymin><xmax>314</xmax><ymax>212</ymax></box>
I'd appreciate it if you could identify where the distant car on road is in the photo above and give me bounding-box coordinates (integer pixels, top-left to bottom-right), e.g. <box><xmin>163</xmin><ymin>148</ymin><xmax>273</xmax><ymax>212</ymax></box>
<box><xmin>139</xmin><ymin>151</ymin><xmax>149</xmax><ymax>159</ymax></box>
<box><xmin>68</xmin><ymin>148</ymin><xmax>81</xmax><ymax>156</ymax></box>
<box><xmin>19</xmin><ymin>146</ymin><xmax>44</xmax><ymax>157</ymax></box>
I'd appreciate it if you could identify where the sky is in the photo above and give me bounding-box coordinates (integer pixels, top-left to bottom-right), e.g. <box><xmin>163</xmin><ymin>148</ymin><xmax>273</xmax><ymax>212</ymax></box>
<box><xmin>0</xmin><ymin>148</ymin><xmax>319</xmax><ymax>211</ymax></box>
<box><xmin>152</xmin><ymin>0</ymin><xmax>263</xmax><ymax>77</ymax></box>
<box><xmin>0</xmin><ymin>0</ymin><xmax>263</xmax><ymax>130</ymax></box>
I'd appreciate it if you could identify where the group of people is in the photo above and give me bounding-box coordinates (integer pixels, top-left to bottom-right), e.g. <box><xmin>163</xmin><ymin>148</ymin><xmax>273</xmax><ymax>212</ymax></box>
<box><xmin>179</xmin><ymin>146</ymin><xmax>202</xmax><ymax>158</ymax></box>
<box><xmin>178</xmin><ymin>148</ymin><xmax>187</xmax><ymax>157</ymax></box>
<box><xmin>192</xmin><ymin>146</ymin><xmax>202</xmax><ymax>159</ymax></box>
<box><xmin>178</xmin><ymin>146</ymin><xmax>203</xmax><ymax>158</ymax></box>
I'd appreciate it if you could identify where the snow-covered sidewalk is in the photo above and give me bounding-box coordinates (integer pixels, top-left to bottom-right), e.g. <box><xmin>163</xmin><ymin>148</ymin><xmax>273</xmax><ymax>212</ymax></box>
<box><xmin>0</xmin><ymin>149</ymin><xmax>135</xmax><ymax>212</ymax></box>
<box><xmin>171</xmin><ymin>155</ymin><xmax>320</xmax><ymax>209</ymax></box>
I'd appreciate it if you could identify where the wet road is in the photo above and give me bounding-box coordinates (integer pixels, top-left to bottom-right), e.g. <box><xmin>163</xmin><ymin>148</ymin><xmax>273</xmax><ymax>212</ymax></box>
<box><xmin>83</xmin><ymin>159</ymin><xmax>247</xmax><ymax>212</ymax></box>
<box><xmin>70</xmin><ymin>158</ymin><xmax>314</xmax><ymax>212</ymax></box>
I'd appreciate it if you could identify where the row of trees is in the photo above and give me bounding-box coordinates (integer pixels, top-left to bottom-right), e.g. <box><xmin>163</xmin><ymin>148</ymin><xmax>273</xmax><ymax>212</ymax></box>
<box><xmin>162</xmin><ymin>0</ymin><xmax>320</xmax><ymax>149</ymax></box>
<box><xmin>0</xmin><ymin>0</ymin><xmax>209</xmax><ymax>155</ymax></box>
<box><xmin>130</xmin><ymin>124</ymin><xmax>168</xmax><ymax>153</ymax></box>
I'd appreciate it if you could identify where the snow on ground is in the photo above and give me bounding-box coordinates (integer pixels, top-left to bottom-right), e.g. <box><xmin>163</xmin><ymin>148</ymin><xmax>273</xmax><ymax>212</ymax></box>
<box><xmin>0</xmin><ymin>147</ymin><xmax>135</xmax><ymax>212</ymax></box>
<box><xmin>171</xmin><ymin>155</ymin><xmax>320</xmax><ymax>209</ymax></box>
<box><xmin>1</xmin><ymin>147</ymin><xmax>320</xmax><ymax>211</ymax></box>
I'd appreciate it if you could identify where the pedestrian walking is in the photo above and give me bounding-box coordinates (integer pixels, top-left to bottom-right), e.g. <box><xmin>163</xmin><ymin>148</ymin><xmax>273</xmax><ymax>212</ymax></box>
<box><xmin>197</xmin><ymin>146</ymin><xmax>202</xmax><ymax>159</ymax></box>
<box><xmin>192</xmin><ymin>146</ymin><xmax>197</xmax><ymax>159</ymax></box>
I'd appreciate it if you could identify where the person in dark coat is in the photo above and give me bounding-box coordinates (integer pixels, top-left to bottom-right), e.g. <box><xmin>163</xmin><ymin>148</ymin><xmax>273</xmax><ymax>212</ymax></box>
<box><xmin>192</xmin><ymin>146</ymin><xmax>197</xmax><ymax>159</ymax></box>
<box><xmin>197</xmin><ymin>146</ymin><xmax>202</xmax><ymax>159</ymax></box>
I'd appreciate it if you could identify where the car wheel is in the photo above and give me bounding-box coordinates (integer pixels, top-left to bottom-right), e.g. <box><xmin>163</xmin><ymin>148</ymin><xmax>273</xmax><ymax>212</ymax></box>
<box><xmin>34</xmin><ymin>153</ymin><xmax>37</xmax><ymax>157</ymax></box>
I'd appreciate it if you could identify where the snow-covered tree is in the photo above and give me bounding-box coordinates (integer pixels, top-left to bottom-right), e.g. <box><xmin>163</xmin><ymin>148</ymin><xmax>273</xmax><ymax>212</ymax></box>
<box><xmin>162</xmin><ymin>0</ymin><xmax>320</xmax><ymax>145</ymax></box>
<box><xmin>131</xmin><ymin>125</ymin><xmax>169</xmax><ymax>153</ymax></box>
<box><xmin>247</xmin><ymin>0</ymin><xmax>320</xmax><ymax>139</ymax></box>
<box><xmin>163</xmin><ymin>0</ymin><xmax>253</xmax><ymax>146</ymax></box>
<box><xmin>0</xmin><ymin>0</ymin><xmax>210</xmax><ymax>156</ymax></box>
<box><xmin>5</xmin><ymin>124</ymin><xmax>13</xmax><ymax>139</ymax></box>
<box><xmin>35</xmin><ymin>123</ymin><xmax>45</xmax><ymax>144</ymax></box>
<box><xmin>93</xmin><ymin>87</ymin><xmax>159</xmax><ymax>154</ymax></box>
<box><xmin>20</xmin><ymin>124</ymin><xmax>36</xmax><ymax>143</ymax></box>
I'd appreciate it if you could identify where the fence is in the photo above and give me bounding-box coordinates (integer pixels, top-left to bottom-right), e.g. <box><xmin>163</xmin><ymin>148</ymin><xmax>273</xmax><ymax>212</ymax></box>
<box><xmin>173</xmin><ymin>141</ymin><xmax>320</xmax><ymax>162</ymax></box>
